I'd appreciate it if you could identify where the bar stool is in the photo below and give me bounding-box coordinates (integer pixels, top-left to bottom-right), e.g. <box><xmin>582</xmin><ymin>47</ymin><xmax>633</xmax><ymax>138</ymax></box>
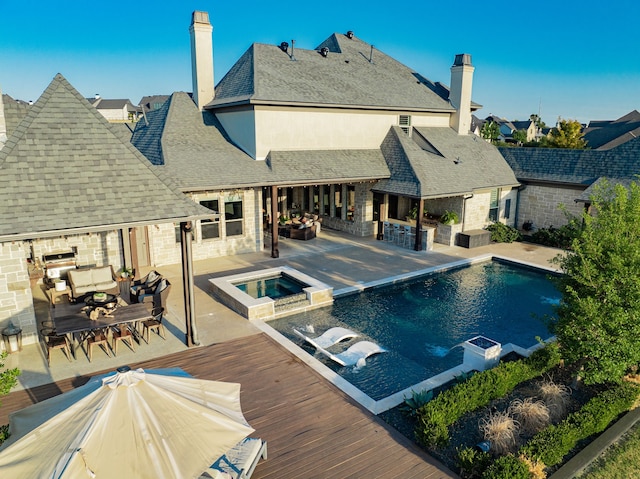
<box><xmin>383</xmin><ymin>221</ymin><xmax>393</xmax><ymax>241</ymax></box>
<box><xmin>403</xmin><ymin>225</ymin><xmax>416</xmax><ymax>247</ymax></box>
<box><xmin>393</xmin><ymin>223</ymin><xmax>403</xmax><ymax>245</ymax></box>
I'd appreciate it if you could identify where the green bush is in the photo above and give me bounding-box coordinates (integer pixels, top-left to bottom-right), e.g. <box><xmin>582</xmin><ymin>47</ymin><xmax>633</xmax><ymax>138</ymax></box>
<box><xmin>416</xmin><ymin>343</ymin><xmax>560</xmax><ymax>447</ymax></box>
<box><xmin>527</xmin><ymin>220</ymin><xmax>581</xmax><ymax>249</ymax></box>
<box><xmin>485</xmin><ymin>222</ymin><xmax>521</xmax><ymax>243</ymax></box>
<box><xmin>457</xmin><ymin>446</ymin><xmax>492</xmax><ymax>478</ymax></box>
<box><xmin>481</xmin><ymin>455</ymin><xmax>530</xmax><ymax>479</ymax></box>
<box><xmin>521</xmin><ymin>381</ymin><xmax>639</xmax><ymax>466</ymax></box>
<box><xmin>440</xmin><ymin>210</ymin><xmax>460</xmax><ymax>225</ymax></box>
<box><xmin>0</xmin><ymin>424</ymin><xmax>9</xmax><ymax>446</ymax></box>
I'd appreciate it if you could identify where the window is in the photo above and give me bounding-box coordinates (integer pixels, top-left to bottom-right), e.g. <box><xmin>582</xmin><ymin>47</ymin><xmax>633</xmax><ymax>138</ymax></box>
<box><xmin>323</xmin><ymin>186</ymin><xmax>330</xmax><ymax>216</ymax></box>
<box><xmin>504</xmin><ymin>198</ymin><xmax>511</xmax><ymax>219</ymax></box>
<box><xmin>488</xmin><ymin>189</ymin><xmax>500</xmax><ymax>222</ymax></box>
<box><xmin>200</xmin><ymin>200</ymin><xmax>220</xmax><ymax>240</ymax></box>
<box><xmin>399</xmin><ymin>115</ymin><xmax>412</xmax><ymax>135</ymax></box>
<box><xmin>347</xmin><ymin>185</ymin><xmax>355</xmax><ymax>222</ymax></box>
<box><xmin>334</xmin><ymin>185</ymin><xmax>343</xmax><ymax>219</ymax></box>
<box><xmin>225</xmin><ymin>198</ymin><xmax>243</xmax><ymax>236</ymax></box>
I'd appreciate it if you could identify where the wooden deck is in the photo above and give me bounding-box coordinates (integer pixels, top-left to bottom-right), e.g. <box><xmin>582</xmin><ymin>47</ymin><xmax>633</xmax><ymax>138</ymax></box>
<box><xmin>1</xmin><ymin>333</ymin><xmax>457</xmax><ymax>478</ymax></box>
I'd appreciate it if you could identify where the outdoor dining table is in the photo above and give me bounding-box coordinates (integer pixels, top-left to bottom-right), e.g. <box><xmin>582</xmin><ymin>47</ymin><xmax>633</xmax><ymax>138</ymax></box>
<box><xmin>51</xmin><ymin>302</ymin><xmax>153</xmax><ymax>358</ymax></box>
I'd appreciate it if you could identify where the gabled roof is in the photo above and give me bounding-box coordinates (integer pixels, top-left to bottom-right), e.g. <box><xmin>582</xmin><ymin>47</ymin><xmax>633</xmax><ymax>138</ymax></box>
<box><xmin>209</xmin><ymin>33</ymin><xmax>462</xmax><ymax>112</ymax></box>
<box><xmin>498</xmin><ymin>137</ymin><xmax>640</xmax><ymax>186</ymax></box>
<box><xmin>583</xmin><ymin>110</ymin><xmax>640</xmax><ymax>150</ymax></box>
<box><xmin>375</xmin><ymin>127</ymin><xmax>519</xmax><ymax>198</ymax></box>
<box><xmin>94</xmin><ymin>98</ymin><xmax>141</xmax><ymax>113</ymax></box>
<box><xmin>139</xmin><ymin>95</ymin><xmax>170</xmax><ymax>112</ymax></box>
<box><xmin>132</xmin><ymin>92</ymin><xmax>390</xmax><ymax>190</ymax></box>
<box><xmin>0</xmin><ymin>74</ymin><xmax>211</xmax><ymax>241</ymax></box>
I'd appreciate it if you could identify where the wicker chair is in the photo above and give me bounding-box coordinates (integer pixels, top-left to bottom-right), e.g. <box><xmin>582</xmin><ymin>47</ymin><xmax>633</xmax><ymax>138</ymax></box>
<box><xmin>133</xmin><ymin>278</ymin><xmax>171</xmax><ymax>310</ymax></box>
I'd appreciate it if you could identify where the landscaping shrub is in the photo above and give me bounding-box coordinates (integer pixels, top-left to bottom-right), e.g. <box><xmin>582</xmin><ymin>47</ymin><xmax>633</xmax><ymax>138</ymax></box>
<box><xmin>479</xmin><ymin>410</ymin><xmax>520</xmax><ymax>455</ymax></box>
<box><xmin>521</xmin><ymin>381</ymin><xmax>639</xmax><ymax>467</ymax></box>
<box><xmin>527</xmin><ymin>221</ymin><xmax>580</xmax><ymax>249</ymax></box>
<box><xmin>485</xmin><ymin>222</ymin><xmax>521</xmax><ymax>243</ymax></box>
<box><xmin>537</xmin><ymin>379</ymin><xmax>571</xmax><ymax>422</ymax></box>
<box><xmin>481</xmin><ymin>455</ymin><xmax>530</xmax><ymax>479</ymax></box>
<box><xmin>0</xmin><ymin>424</ymin><xmax>9</xmax><ymax>446</ymax></box>
<box><xmin>509</xmin><ymin>398</ymin><xmax>550</xmax><ymax>435</ymax></box>
<box><xmin>457</xmin><ymin>446</ymin><xmax>492</xmax><ymax>479</ymax></box>
<box><xmin>416</xmin><ymin>343</ymin><xmax>560</xmax><ymax>447</ymax></box>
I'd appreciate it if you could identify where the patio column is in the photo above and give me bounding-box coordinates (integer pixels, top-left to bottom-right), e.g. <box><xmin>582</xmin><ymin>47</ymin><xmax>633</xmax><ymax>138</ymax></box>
<box><xmin>180</xmin><ymin>221</ymin><xmax>199</xmax><ymax>347</ymax></box>
<box><xmin>414</xmin><ymin>200</ymin><xmax>424</xmax><ymax>251</ymax></box>
<box><xmin>270</xmin><ymin>185</ymin><xmax>279</xmax><ymax>258</ymax></box>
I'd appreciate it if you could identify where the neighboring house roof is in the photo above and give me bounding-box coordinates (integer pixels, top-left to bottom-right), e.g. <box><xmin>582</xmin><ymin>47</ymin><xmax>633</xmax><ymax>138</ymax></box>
<box><xmin>511</xmin><ymin>120</ymin><xmax>533</xmax><ymax>131</ymax></box>
<box><xmin>209</xmin><ymin>33</ymin><xmax>477</xmax><ymax>112</ymax></box>
<box><xmin>132</xmin><ymin>91</ymin><xmax>391</xmax><ymax>191</ymax></box>
<box><xmin>499</xmin><ymin>137</ymin><xmax>640</xmax><ymax>187</ymax></box>
<box><xmin>94</xmin><ymin>98</ymin><xmax>141</xmax><ymax>113</ymax></box>
<box><xmin>582</xmin><ymin>110</ymin><xmax>640</xmax><ymax>150</ymax></box>
<box><xmin>0</xmin><ymin>74</ymin><xmax>211</xmax><ymax>241</ymax></box>
<box><xmin>139</xmin><ymin>95</ymin><xmax>170</xmax><ymax>112</ymax></box>
<box><xmin>375</xmin><ymin>126</ymin><xmax>519</xmax><ymax>199</ymax></box>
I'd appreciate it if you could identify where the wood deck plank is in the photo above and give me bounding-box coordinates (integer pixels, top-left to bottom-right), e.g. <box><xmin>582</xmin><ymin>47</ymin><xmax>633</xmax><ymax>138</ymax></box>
<box><xmin>1</xmin><ymin>333</ymin><xmax>457</xmax><ymax>478</ymax></box>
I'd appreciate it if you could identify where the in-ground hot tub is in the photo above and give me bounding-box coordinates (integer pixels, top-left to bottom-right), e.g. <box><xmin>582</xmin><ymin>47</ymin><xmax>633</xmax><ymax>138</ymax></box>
<box><xmin>209</xmin><ymin>267</ymin><xmax>333</xmax><ymax>320</ymax></box>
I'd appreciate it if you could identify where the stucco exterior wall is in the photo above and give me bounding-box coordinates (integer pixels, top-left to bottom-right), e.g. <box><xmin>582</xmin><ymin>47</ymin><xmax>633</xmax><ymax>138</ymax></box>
<box><xmin>517</xmin><ymin>184</ymin><xmax>586</xmax><ymax>230</ymax></box>
<box><xmin>228</xmin><ymin>106</ymin><xmax>450</xmax><ymax>160</ymax></box>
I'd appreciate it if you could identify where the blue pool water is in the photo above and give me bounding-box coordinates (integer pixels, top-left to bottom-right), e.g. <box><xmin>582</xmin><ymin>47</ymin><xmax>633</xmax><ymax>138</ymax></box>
<box><xmin>268</xmin><ymin>260</ymin><xmax>560</xmax><ymax>400</ymax></box>
<box><xmin>235</xmin><ymin>273</ymin><xmax>305</xmax><ymax>299</ymax></box>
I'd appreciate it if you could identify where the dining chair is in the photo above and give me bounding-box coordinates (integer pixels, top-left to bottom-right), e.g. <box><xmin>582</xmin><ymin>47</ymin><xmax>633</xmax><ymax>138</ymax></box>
<box><xmin>86</xmin><ymin>328</ymin><xmax>111</xmax><ymax>362</ymax></box>
<box><xmin>40</xmin><ymin>328</ymin><xmax>72</xmax><ymax>367</ymax></box>
<box><xmin>141</xmin><ymin>307</ymin><xmax>166</xmax><ymax>344</ymax></box>
<box><xmin>112</xmin><ymin>324</ymin><xmax>136</xmax><ymax>355</ymax></box>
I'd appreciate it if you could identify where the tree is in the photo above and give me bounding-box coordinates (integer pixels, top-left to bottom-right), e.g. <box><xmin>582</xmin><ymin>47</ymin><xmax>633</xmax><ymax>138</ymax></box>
<box><xmin>547</xmin><ymin>119</ymin><xmax>587</xmax><ymax>149</ymax></box>
<box><xmin>551</xmin><ymin>180</ymin><xmax>640</xmax><ymax>384</ymax></box>
<box><xmin>512</xmin><ymin>129</ymin><xmax>528</xmax><ymax>145</ymax></box>
<box><xmin>530</xmin><ymin>114</ymin><xmax>547</xmax><ymax>130</ymax></box>
<box><xmin>481</xmin><ymin>121</ymin><xmax>500</xmax><ymax>143</ymax></box>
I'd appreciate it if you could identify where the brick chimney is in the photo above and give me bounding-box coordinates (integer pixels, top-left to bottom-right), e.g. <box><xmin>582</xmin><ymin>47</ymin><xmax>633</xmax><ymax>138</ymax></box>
<box><xmin>449</xmin><ymin>53</ymin><xmax>474</xmax><ymax>135</ymax></box>
<box><xmin>189</xmin><ymin>11</ymin><xmax>214</xmax><ymax>110</ymax></box>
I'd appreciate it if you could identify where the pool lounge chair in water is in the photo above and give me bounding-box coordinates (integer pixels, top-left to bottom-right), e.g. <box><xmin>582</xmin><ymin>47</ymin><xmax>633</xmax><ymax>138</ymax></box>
<box><xmin>293</xmin><ymin>326</ymin><xmax>359</xmax><ymax>349</ymax></box>
<box><xmin>315</xmin><ymin>341</ymin><xmax>387</xmax><ymax>367</ymax></box>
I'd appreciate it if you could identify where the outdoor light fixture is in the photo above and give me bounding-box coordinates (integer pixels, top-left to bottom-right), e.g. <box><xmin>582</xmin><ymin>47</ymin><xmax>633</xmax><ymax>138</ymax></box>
<box><xmin>2</xmin><ymin>321</ymin><xmax>23</xmax><ymax>354</ymax></box>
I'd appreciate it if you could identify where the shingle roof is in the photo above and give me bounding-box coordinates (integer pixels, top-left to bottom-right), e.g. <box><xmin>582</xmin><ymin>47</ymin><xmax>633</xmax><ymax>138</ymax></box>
<box><xmin>267</xmin><ymin>149</ymin><xmax>389</xmax><ymax>185</ymax></box>
<box><xmin>1</xmin><ymin>94</ymin><xmax>30</xmax><ymax>139</ymax></box>
<box><xmin>375</xmin><ymin>127</ymin><xmax>519</xmax><ymax>198</ymax></box>
<box><xmin>0</xmin><ymin>74</ymin><xmax>211</xmax><ymax>241</ymax></box>
<box><xmin>499</xmin><ymin>137</ymin><xmax>640</xmax><ymax>186</ymax></box>
<box><xmin>133</xmin><ymin>92</ymin><xmax>271</xmax><ymax>191</ymax></box>
<box><xmin>583</xmin><ymin>110</ymin><xmax>640</xmax><ymax>150</ymax></box>
<box><xmin>209</xmin><ymin>33</ymin><xmax>460</xmax><ymax>112</ymax></box>
<box><xmin>132</xmin><ymin>92</ymin><xmax>391</xmax><ymax>190</ymax></box>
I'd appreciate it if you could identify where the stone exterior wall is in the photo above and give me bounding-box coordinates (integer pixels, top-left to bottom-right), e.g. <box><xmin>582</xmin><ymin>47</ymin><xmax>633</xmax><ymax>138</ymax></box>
<box><xmin>149</xmin><ymin>189</ymin><xmax>263</xmax><ymax>267</ymax></box>
<box><xmin>0</xmin><ymin>242</ymin><xmax>36</xmax><ymax>350</ymax></box>
<box><xmin>517</xmin><ymin>184</ymin><xmax>585</xmax><ymax>230</ymax></box>
<box><xmin>463</xmin><ymin>187</ymin><xmax>517</xmax><ymax>230</ymax></box>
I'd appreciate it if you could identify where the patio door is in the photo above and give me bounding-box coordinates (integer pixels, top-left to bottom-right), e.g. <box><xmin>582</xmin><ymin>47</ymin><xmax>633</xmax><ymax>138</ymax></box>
<box><xmin>132</xmin><ymin>226</ymin><xmax>150</xmax><ymax>270</ymax></box>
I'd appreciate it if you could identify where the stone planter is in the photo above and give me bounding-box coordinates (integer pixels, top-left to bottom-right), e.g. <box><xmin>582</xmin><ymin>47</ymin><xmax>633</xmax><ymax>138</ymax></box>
<box><xmin>435</xmin><ymin>222</ymin><xmax>463</xmax><ymax>246</ymax></box>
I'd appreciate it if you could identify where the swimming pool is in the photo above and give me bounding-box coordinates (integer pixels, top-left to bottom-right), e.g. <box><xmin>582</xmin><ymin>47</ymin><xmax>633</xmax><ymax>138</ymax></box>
<box><xmin>267</xmin><ymin>260</ymin><xmax>559</xmax><ymax>401</ymax></box>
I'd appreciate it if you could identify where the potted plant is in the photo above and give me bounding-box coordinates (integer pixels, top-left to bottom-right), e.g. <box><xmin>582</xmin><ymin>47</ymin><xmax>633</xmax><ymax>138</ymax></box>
<box><xmin>406</xmin><ymin>205</ymin><xmax>419</xmax><ymax>222</ymax></box>
<box><xmin>120</xmin><ymin>267</ymin><xmax>133</xmax><ymax>279</ymax></box>
<box><xmin>440</xmin><ymin>210</ymin><xmax>460</xmax><ymax>225</ymax></box>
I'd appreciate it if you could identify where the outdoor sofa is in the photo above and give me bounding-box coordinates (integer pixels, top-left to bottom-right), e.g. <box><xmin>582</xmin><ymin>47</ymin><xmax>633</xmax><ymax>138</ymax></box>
<box><xmin>67</xmin><ymin>265</ymin><xmax>118</xmax><ymax>300</ymax></box>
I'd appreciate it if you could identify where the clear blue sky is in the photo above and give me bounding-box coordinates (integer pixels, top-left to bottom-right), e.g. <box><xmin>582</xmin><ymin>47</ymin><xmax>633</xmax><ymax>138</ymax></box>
<box><xmin>2</xmin><ymin>0</ymin><xmax>639</xmax><ymax>125</ymax></box>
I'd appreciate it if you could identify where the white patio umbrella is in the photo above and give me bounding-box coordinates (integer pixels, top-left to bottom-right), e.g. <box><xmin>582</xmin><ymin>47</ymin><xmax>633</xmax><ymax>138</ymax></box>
<box><xmin>0</xmin><ymin>367</ymin><xmax>254</xmax><ymax>478</ymax></box>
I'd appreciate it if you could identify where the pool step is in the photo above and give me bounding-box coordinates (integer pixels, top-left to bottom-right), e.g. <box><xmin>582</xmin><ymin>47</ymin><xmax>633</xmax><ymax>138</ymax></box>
<box><xmin>274</xmin><ymin>293</ymin><xmax>310</xmax><ymax>312</ymax></box>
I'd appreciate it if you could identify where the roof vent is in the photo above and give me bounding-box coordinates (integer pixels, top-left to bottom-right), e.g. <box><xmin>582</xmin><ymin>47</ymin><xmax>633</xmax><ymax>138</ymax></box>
<box><xmin>319</xmin><ymin>47</ymin><xmax>329</xmax><ymax>57</ymax></box>
<box><xmin>346</xmin><ymin>30</ymin><xmax>354</xmax><ymax>39</ymax></box>
<box><xmin>453</xmin><ymin>53</ymin><xmax>472</xmax><ymax>66</ymax></box>
<box><xmin>279</xmin><ymin>41</ymin><xmax>289</xmax><ymax>53</ymax></box>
